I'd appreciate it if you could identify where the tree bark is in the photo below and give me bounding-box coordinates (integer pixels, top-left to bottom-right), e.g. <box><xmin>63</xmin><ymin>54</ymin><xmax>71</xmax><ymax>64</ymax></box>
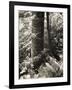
<box><xmin>46</xmin><ymin>12</ymin><xmax>51</xmax><ymax>49</ymax></box>
<box><xmin>31</xmin><ymin>12</ymin><xmax>44</xmax><ymax>58</ymax></box>
<box><xmin>46</xmin><ymin>12</ymin><xmax>60</xmax><ymax>61</ymax></box>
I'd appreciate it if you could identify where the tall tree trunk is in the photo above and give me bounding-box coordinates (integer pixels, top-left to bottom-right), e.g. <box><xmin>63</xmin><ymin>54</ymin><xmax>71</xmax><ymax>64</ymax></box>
<box><xmin>31</xmin><ymin>12</ymin><xmax>44</xmax><ymax>62</ymax></box>
<box><xmin>46</xmin><ymin>12</ymin><xmax>60</xmax><ymax>61</ymax></box>
<box><xmin>46</xmin><ymin>12</ymin><xmax>51</xmax><ymax>49</ymax></box>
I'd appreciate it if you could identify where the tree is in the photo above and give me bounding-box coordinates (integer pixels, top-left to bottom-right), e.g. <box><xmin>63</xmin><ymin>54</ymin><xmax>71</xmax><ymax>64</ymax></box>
<box><xmin>46</xmin><ymin>12</ymin><xmax>63</xmax><ymax>61</ymax></box>
<box><xmin>31</xmin><ymin>12</ymin><xmax>44</xmax><ymax>68</ymax></box>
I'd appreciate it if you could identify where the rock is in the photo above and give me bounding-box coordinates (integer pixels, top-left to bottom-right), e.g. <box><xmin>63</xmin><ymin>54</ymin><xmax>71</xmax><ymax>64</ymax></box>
<box><xmin>25</xmin><ymin>74</ymin><xmax>31</xmax><ymax>79</ymax></box>
<box><xmin>45</xmin><ymin>63</ymin><xmax>56</xmax><ymax>73</ymax></box>
<box><xmin>48</xmin><ymin>56</ymin><xmax>60</xmax><ymax>71</ymax></box>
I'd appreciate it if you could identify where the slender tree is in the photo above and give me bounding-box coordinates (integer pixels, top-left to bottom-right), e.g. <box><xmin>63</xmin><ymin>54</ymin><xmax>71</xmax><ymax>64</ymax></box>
<box><xmin>46</xmin><ymin>12</ymin><xmax>51</xmax><ymax>49</ymax></box>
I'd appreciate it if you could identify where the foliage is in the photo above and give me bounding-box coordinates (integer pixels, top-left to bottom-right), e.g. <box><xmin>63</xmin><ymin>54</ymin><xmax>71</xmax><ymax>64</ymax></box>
<box><xmin>49</xmin><ymin>12</ymin><xmax>63</xmax><ymax>54</ymax></box>
<box><xmin>19</xmin><ymin>11</ymin><xmax>63</xmax><ymax>79</ymax></box>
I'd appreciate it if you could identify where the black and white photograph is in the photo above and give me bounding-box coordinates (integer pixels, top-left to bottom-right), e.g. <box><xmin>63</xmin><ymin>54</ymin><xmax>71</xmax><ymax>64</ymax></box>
<box><xmin>19</xmin><ymin>11</ymin><xmax>63</xmax><ymax>79</ymax></box>
<box><xmin>9</xmin><ymin>1</ymin><xmax>70</xmax><ymax>88</ymax></box>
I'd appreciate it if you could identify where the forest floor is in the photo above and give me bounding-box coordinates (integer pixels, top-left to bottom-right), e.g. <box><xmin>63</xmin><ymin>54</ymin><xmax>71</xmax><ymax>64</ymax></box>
<box><xmin>19</xmin><ymin>49</ymin><xmax>63</xmax><ymax>79</ymax></box>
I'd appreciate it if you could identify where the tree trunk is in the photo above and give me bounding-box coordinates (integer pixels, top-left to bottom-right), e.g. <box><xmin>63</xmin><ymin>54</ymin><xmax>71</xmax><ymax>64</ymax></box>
<box><xmin>46</xmin><ymin>12</ymin><xmax>60</xmax><ymax>61</ymax></box>
<box><xmin>31</xmin><ymin>12</ymin><xmax>44</xmax><ymax>60</ymax></box>
<box><xmin>46</xmin><ymin>12</ymin><xmax>51</xmax><ymax>49</ymax></box>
